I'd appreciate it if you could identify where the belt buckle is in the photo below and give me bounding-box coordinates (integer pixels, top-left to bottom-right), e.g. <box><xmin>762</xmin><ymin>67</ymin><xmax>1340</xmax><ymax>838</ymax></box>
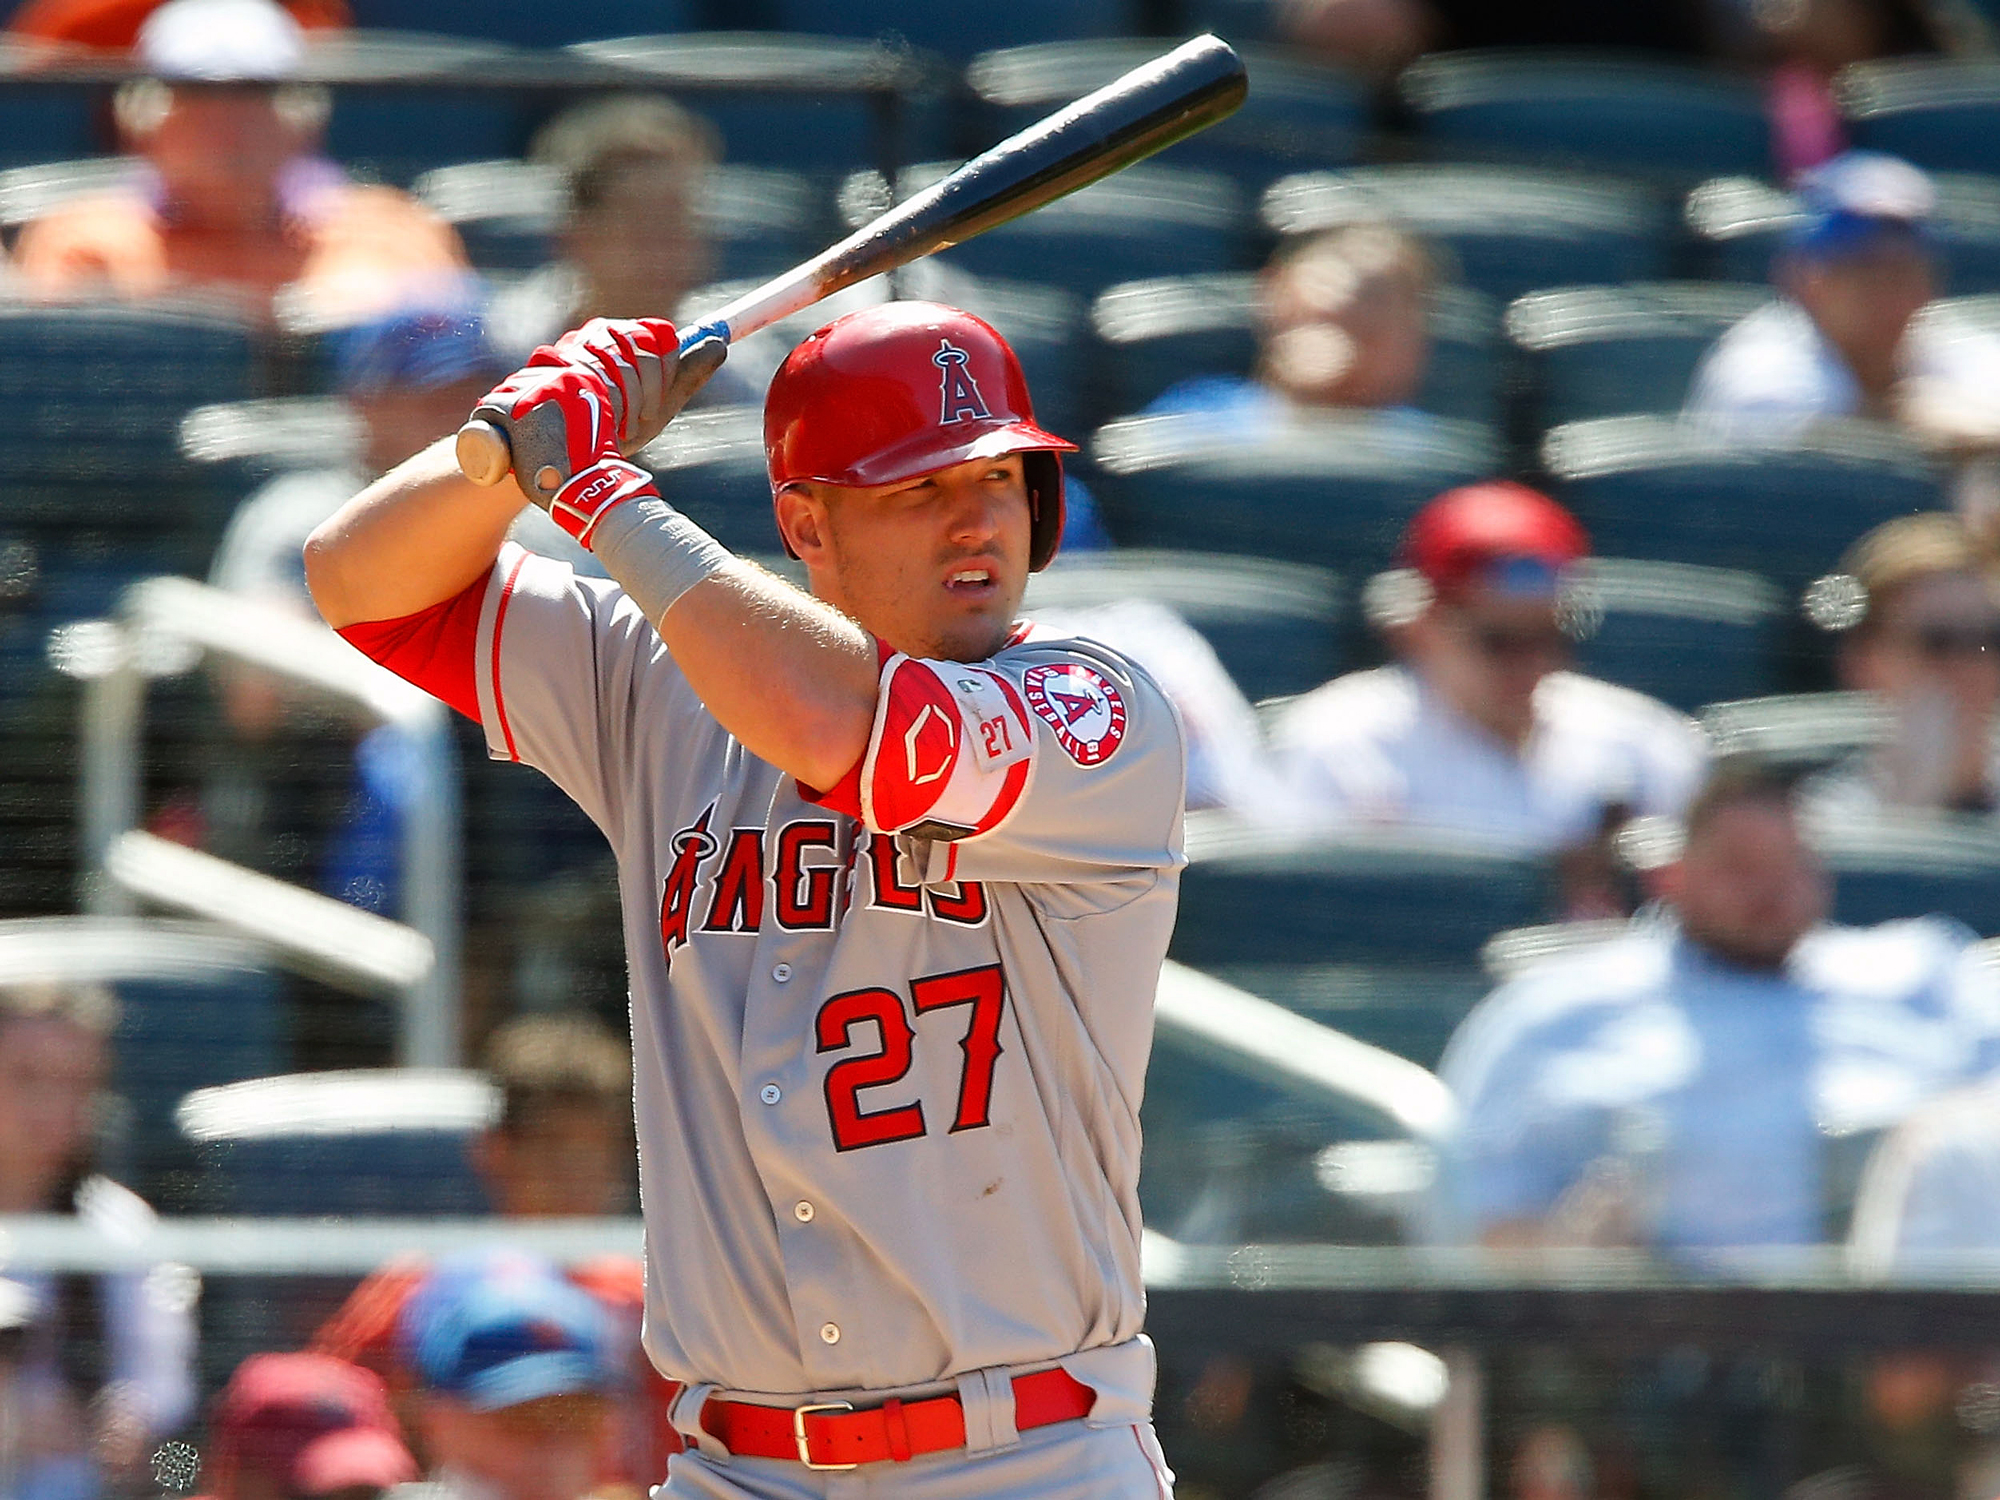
<box><xmin>793</xmin><ymin>1401</ymin><xmax>857</xmax><ymax>1470</ymax></box>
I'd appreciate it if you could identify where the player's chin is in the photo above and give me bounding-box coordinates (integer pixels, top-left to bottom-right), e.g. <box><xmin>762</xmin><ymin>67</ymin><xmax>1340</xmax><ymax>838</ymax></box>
<box><xmin>924</xmin><ymin>599</ymin><xmax>1016</xmax><ymax>663</ymax></box>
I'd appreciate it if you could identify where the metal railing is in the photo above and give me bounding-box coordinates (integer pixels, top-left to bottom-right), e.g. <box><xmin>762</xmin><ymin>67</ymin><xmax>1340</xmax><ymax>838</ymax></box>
<box><xmin>70</xmin><ymin>576</ymin><xmax>461</xmax><ymax>1066</ymax></box>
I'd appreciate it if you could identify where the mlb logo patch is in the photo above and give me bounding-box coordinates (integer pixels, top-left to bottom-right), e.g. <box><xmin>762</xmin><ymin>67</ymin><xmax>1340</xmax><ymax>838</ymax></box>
<box><xmin>1022</xmin><ymin>662</ymin><xmax>1127</xmax><ymax>766</ymax></box>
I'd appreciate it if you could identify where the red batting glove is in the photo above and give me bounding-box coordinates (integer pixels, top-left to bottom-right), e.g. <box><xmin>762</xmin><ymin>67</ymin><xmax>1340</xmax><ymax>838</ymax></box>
<box><xmin>530</xmin><ymin>317</ymin><xmax>680</xmax><ymax>453</ymax></box>
<box><xmin>476</xmin><ymin>362</ymin><xmax>660</xmax><ymax>549</ymax></box>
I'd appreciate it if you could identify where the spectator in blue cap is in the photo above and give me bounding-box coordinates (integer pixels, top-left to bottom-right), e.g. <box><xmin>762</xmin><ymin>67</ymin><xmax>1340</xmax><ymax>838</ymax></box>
<box><xmin>1685</xmin><ymin>151</ymin><xmax>1948</xmax><ymax>435</ymax></box>
<box><xmin>398</xmin><ymin>1250</ymin><xmax>620</xmax><ymax>1500</ymax></box>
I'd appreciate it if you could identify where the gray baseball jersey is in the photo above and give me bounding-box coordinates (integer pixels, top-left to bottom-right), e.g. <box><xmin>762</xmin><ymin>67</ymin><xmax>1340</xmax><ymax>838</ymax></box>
<box><xmin>342</xmin><ymin>540</ymin><xmax>1187</xmax><ymax>1406</ymax></box>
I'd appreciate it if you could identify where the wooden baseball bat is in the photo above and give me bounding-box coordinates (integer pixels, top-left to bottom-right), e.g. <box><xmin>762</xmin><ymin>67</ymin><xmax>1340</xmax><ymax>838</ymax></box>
<box><xmin>455</xmin><ymin>32</ymin><xmax>1247</xmax><ymax>490</ymax></box>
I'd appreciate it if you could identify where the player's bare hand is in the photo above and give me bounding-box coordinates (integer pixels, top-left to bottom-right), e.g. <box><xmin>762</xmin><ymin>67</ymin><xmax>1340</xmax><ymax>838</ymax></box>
<box><xmin>531</xmin><ymin>318</ymin><xmax>726</xmax><ymax>454</ymax></box>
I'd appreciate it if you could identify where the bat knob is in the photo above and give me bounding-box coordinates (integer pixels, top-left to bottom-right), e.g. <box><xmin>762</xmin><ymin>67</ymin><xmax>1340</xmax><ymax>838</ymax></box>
<box><xmin>456</xmin><ymin>419</ymin><xmax>513</xmax><ymax>487</ymax></box>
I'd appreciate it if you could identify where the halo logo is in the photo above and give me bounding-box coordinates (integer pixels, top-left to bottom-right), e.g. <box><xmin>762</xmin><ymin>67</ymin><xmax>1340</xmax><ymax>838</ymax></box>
<box><xmin>933</xmin><ymin>340</ymin><xmax>991</xmax><ymax>424</ymax></box>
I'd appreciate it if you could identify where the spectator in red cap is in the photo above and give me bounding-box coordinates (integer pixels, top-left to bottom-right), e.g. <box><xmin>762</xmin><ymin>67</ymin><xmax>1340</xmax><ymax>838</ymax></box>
<box><xmin>1271</xmin><ymin>481</ymin><xmax>1707</xmax><ymax>914</ymax></box>
<box><xmin>200</xmin><ymin>1352</ymin><xmax>417</xmax><ymax>1500</ymax></box>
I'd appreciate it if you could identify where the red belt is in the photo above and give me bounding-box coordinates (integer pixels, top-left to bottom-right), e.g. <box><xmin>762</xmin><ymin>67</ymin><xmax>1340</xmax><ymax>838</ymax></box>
<box><xmin>699</xmin><ymin>1368</ymin><xmax>1096</xmax><ymax>1469</ymax></box>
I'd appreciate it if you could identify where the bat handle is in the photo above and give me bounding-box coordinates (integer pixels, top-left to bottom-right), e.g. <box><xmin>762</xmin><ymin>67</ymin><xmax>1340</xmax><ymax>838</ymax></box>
<box><xmin>453</xmin><ymin>318</ymin><xmax>735</xmax><ymax>488</ymax></box>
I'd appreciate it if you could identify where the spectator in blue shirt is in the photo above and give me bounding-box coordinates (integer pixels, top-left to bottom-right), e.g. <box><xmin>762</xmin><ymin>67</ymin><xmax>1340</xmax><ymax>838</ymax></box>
<box><xmin>1431</xmin><ymin>758</ymin><xmax>2000</xmax><ymax>1260</ymax></box>
<box><xmin>1145</xmin><ymin>224</ymin><xmax>1442</xmax><ymax>441</ymax></box>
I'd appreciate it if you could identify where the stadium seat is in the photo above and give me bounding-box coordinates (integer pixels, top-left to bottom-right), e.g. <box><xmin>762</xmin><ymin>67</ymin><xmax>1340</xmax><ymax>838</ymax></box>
<box><xmin>1089</xmin><ymin>410</ymin><xmax>1498</xmax><ymax>577</ymax></box>
<box><xmin>0</xmin><ymin>918</ymin><xmax>286</xmax><ymax>1192</ymax></box>
<box><xmin>1023</xmin><ymin>550</ymin><xmax>1345</xmax><ymax>703</ymax></box>
<box><xmin>1839</xmin><ymin>59</ymin><xmax>2000</xmax><ymax>176</ymax></box>
<box><xmin>1186</xmin><ymin>958</ymin><xmax>1494</xmax><ymax>1070</ymax></box>
<box><xmin>312</xmin><ymin>32</ymin><xmax>542</xmax><ymax>184</ymax></box>
<box><xmin>1542</xmin><ymin>415</ymin><xmax>1946</xmax><ymax>592</ymax></box>
<box><xmin>570</xmin><ymin>35</ymin><xmax>952</xmax><ymax>176</ymax></box>
<box><xmin>1263</xmin><ymin>167</ymin><xmax>1676</xmax><ymax>307</ymax></box>
<box><xmin>1144</xmin><ymin>963</ymin><xmax>1449</xmax><ymax>1244</ymax></box>
<box><xmin>846</xmin><ymin>162</ymin><xmax>1250</xmax><ymax>297</ymax></box>
<box><xmin>1820</xmin><ymin>818</ymin><xmax>2000</xmax><ymax>935</ymax></box>
<box><xmin>634</xmin><ymin>405</ymin><xmax>784</xmax><ymax>555</ymax></box>
<box><xmin>414</xmin><ymin>159</ymin><xmax>827</xmax><ymax>280</ymax></box>
<box><xmin>1505</xmin><ymin>282</ymin><xmax>1771</xmax><ymax>425</ymax></box>
<box><xmin>764</xmin><ymin>0</ymin><xmax>1131</xmax><ymax>60</ymax></box>
<box><xmin>1090</xmin><ymin>272</ymin><xmax>1503</xmax><ymax>426</ymax></box>
<box><xmin>967</xmin><ymin>41</ymin><xmax>1367</xmax><ymax>187</ymax></box>
<box><xmin>1687</xmin><ymin>173</ymin><xmax>2000</xmax><ymax>291</ymax></box>
<box><xmin>343</xmin><ymin>0</ymin><xmax>693</xmax><ymax>45</ymax></box>
<box><xmin>178</xmin><ymin>1069</ymin><xmax>493</xmax><ymax>1215</ymax></box>
<box><xmin>1699</xmin><ymin>690</ymin><xmax>1887</xmax><ymax>770</ymax></box>
<box><xmin>1566</xmin><ymin>557</ymin><xmax>1786</xmax><ymax>712</ymax></box>
<box><xmin>1171</xmin><ymin>822</ymin><xmax>1558</xmax><ymax>969</ymax></box>
<box><xmin>1399</xmin><ymin>50</ymin><xmax>1771</xmax><ymax>180</ymax></box>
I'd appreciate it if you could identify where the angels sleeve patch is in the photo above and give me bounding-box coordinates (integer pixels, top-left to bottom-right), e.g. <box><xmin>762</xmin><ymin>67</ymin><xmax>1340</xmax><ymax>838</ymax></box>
<box><xmin>1023</xmin><ymin>661</ymin><xmax>1128</xmax><ymax>766</ymax></box>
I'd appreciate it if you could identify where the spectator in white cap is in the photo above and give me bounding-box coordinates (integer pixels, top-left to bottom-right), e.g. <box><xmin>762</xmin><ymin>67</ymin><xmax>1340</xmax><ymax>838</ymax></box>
<box><xmin>10</xmin><ymin>0</ymin><xmax>467</xmax><ymax>326</ymax></box>
<box><xmin>1684</xmin><ymin>150</ymin><xmax>2000</xmax><ymax>438</ymax></box>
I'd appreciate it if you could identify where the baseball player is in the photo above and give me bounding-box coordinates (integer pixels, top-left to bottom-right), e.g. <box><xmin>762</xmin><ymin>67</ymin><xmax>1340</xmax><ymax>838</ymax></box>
<box><xmin>304</xmin><ymin>302</ymin><xmax>1187</xmax><ymax>1497</ymax></box>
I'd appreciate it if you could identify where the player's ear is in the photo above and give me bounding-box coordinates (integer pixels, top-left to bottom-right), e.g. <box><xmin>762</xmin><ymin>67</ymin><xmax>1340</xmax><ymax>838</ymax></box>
<box><xmin>775</xmin><ymin>482</ymin><xmax>833</xmax><ymax>564</ymax></box>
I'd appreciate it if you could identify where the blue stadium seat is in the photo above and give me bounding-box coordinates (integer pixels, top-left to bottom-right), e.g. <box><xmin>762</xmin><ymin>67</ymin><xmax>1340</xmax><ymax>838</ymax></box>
<box><xmin>0</xmin><ymin>88</ymin><xmax>102</xmax><ymax>167</ymax></box>
<box><xmin>178</xmin><ymin>1069</ymin><xmax>493</xmax><ymax>1215</ymax></box>
<box><xmin>851</xmin><ymin>162</ymin><xmax>1250</xmax><ymax>297</ymax></box>
<box><xmin>1264</xmin><ymin>166</ymin><xmax>1675</xmax><ymax>307</ymax></box>
<box><xmin>415</xmin><ymin>159</ymin><xmax>827</xmax><ymax>280</ymax></box>
<box><xmin>763</xmin><ymin>0</ymin><xmax>1131</xmax><ymax>60</ymax></box>
<box><xmin>1687</xmin><ymin>173</ymin><xmax>2000</xmax><ymax>291</ymax></box>
<box><xmin>1820</xmin><ymin>819</ymin><xmax>2000</xmax><ymax>935</ymax></box>
<box><xmin>1567</xmin><ymin>557</ymin><xmax>1786</xmax><ymax>712</ymax></box>
<box><xmin>1171</xmin><ymin>826</ymin><xmax>1558</xmax><ymax>969</ymax></box>
<box><xmin>1182</xmin><ymin>959</ymin><xmax>1494</xmax><ymax>1071</ymax></box>
<box><xmin>1400</xmin><ymin>50</ymin><xmax>1771</xmax><ymax>179</ymax></box>
<box><xmin>570</xmin><ymin>35</ymin><xmax>952</xmax><ymax>175</ymax></box>
<box><xmin>0</xmin><ymin>919</ymin><xmax>286</xmax><ymax>1191</ymax></box>
<box><xmin>967</xmin><ymin>41</ymin><xmax>1367</xmax><ymax>188</ymax></box>
<box><xmin>1542</xmin><ymin>416</ymin><xmax>1946</xmax><ymax>592</ymax></box>
<box><xmin>344</xmin><ymin>0</ymin><xmax>693</xmax><ymax>45</ymax></box>
<box><xmin>1839</xmin><ymin>60</ymin><xmax>2000</xmax><ymax>176</ymax></box>
<box><xmin>1091</xmin><ymin>272</ymin><xmax>1503</xmax><ymax>426</ymax></box>
<box><xmin>1023</xmin><ymin>550</ymin><xmax>1345</xmax><ymax>703</ymax></box>
<box><xmin>1089</xmin><ymin>410</ymin><xmax>1498</xmax><ymax>577</ymax></box>
<box><xmin>312</xmin><ymin>33</ymin><xmax>540</xmax><ymax>184</ymax></box>
<box><xmin>1505</xmin><ymin>282</ymin><xmax>1771</xmax><ymax>425</ymax></box>
<box><xmin>1698</xmin><ymin>690</ymin><xmax>1886</xmax><ymax>771</ymax></box>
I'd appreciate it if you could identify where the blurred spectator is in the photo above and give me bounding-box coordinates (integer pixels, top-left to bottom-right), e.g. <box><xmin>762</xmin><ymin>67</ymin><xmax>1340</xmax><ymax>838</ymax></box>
<box><xmin>7</xmin><ymin>0</ymin><xmax>345</xmax><ymax>50</ymax></box>
<box><xmin>9</xmin><ymin>0</ymin><xmax>467</xmax><ymax>327</ymax></box>
<box><xmin>1803</xmin><ymin>513</ymin><xmax>2000</xmax><ymax>820</ymax></box>
<box><xmin>395</xmin><ymin>1251</ymin><xmax>621</xmax><ymax>1500</ymax></box>
<box><xmin>178</xmin><ymin>303</ymin><xmax>507</xmax><ymax>914</ymax></box>
<box><xmin>470</xmin><ymin>1015</ymin><xmax>635</xmax><ymax>1219</ymax></box>
<box><xmin>0</xmin><ymin>978</ymin><xmax>197</xmax><ymax>1494</ymax></box>
<box><xmin>315</xmin><ymin>1019</ymin><xmax>670</xmax><ymax>1490</ymax></box>
<box><xmin>489</xmin><ymin>96</ymin><xmax>729</xmax><ymax>373</ymax></box>
<box><xmin>1144</xmin><ymin>226</ymin><xmax>1439</xmax><ymax>439</ymax></box>
<box><xmin>196</xmin><ymin>1353</ymin><xmax>417</xmax><ymax>1500</ymax></box>
<box><xmin>1270</xmin><ymin>482</ymin><xmax>1706</xmax><ymax>915</ymax></box>
<box><xmin>1684</xmin><ymin>152</ymin><xmax>2000</xmax><ymax>438</ymax></box>
<box><xmin>1431</xmin><ymin>758</ymin><xmax>2000</xmax><ymax>1257</ymax></box>
<box><xmin>1275</xmin><ymin>0</ymin><xmax>1711</xmax><ymax>78</ymax></box>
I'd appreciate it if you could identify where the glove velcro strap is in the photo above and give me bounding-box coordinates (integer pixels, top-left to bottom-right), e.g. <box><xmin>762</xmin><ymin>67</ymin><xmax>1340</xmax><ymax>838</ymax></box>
<box><xmin>548</xmin><ymin>458</ymin><xmax>658</xmax><ymax>548</ymax></box>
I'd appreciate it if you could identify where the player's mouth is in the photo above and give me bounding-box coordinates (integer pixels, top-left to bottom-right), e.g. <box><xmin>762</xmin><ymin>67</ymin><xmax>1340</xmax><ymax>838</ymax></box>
<box><xmin>942</xmin><ymin>563</ymin><xmax>1000</xmax><ymax>600</ymax></box>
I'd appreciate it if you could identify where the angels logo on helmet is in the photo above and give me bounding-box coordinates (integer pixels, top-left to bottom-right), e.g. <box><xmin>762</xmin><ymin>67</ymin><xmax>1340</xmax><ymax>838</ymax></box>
<box><xmin>932</xmin><ymin>340</ymin><xmax>991</xmax><ymax>425</ymax></box>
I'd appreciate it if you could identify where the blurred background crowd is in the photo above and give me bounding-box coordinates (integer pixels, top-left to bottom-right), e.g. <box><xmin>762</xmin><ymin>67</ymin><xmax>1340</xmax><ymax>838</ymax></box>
<box><xmin>12</xmin><ymin>0</ymin><xmax>2000</xmax><ymax>1496</ymax></box>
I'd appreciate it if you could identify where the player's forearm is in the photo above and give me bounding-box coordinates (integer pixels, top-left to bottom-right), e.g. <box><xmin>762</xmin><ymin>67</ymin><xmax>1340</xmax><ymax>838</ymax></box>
<box><xmin>304</xmin><ymin>438</ymin><xmax>525</xmax><ymax>629</ymax></box>
<box><xmin>653</xmin><ymin>559</ymin><xmax>879</xmax><ymax>792</ymax></box>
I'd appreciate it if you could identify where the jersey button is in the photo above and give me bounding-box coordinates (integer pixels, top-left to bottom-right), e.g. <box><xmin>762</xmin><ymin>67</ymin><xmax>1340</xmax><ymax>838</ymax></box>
<box><xmin>820</xmin><ymin>1322</ymin><xmax>841</xmax><ymax>1345</ymax></box>
<box><xmin>794</xmin><ymin>1200</ymin><xmax>815</xmax><ymax>1223</ymax></box>
<box><xmin>759</xmin><ymin>1083</ymin><xmax>782</xmax><ymax>1105</ymax></box>
<box><xmin>772</xmin><ymin>963</ymin><xmax>793</xmax><ymax>983</ymax></box>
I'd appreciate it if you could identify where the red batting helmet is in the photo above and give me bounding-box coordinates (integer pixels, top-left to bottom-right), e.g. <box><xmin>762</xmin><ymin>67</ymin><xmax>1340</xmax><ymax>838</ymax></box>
<box><xmin>764</xmin><ymin>301</ymin><xmax>1076</xmax><ymax>570</ymax></box>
